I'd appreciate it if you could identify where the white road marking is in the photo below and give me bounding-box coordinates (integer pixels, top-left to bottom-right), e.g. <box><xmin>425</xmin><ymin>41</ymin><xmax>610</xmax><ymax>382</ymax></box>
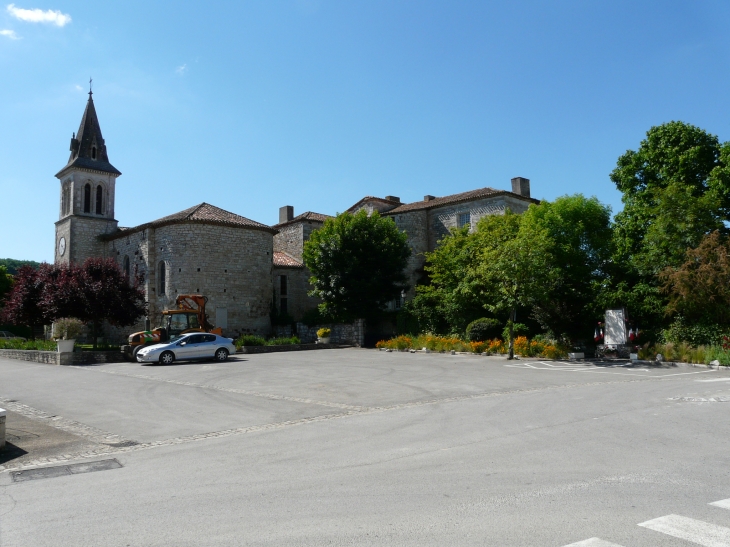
<box><xmin>710</xmin><ymin>498</ymin><xmax>730</xmax><ymax>510</ymax></box>
<box><xmin>697</xmin><ymin>378</ymin><xmax>730</xmax><ymax>382</ymax></box>
<box><xmin>638</xmin><ymin>514</ymin><xmax>730</xmax><ymax>546</ymax></box>
<box><xmin>562</xmin><ymin>538</ymin><xmax>625</xmax><ymax>546</ymax></box>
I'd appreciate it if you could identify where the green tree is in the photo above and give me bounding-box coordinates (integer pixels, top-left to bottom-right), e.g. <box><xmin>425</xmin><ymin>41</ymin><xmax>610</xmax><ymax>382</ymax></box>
<box><xmin>302</xmin><ymin>210</ymin><xmax>411</xmax><ymax>322</ymax></box>
<box><xmin>520</xmin><ymin>195</ymin><xmax>613</xmax><ymax>340</ymax></box>
<box><xmin>607</xmin><ymin>121</ymin><xmax>730</xmax><ymax>331</ymax></box>
<box><xmin>0</xmin><ymin>265</ymin><xmax>13</xmax><ymax>304</ymax></box>
<box><xmin>659</xmin><ymin>231</ymin><xmax>730</xmax><ymax>326</ymax></box>
<box><xmin>414</xmin><ymin>226</ymin><xmax>488</xmax><ymax>335</ymax></box>
<box><xmin>612</xmin><ymin>121</ymin><xmax>730</xmax><ymax>275</ymax></box>
<box><xmin>471</xmin><ymin>211</ymin><xmax>557</xmax><ymax>359</ymax></box>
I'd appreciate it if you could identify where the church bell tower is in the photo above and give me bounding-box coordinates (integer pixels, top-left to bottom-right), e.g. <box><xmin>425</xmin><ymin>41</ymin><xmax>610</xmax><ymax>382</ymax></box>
<box><xmin>54</xmin><ymin>90</ymin><xmax>120</xmax><ymax>264</ymax></box>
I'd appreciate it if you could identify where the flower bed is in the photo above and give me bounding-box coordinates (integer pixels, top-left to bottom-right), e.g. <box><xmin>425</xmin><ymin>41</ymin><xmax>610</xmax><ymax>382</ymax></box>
<box><xmin>375</xmin><ymin>334</ymin><xmax>566</xmax><ymax>359</ymax></box>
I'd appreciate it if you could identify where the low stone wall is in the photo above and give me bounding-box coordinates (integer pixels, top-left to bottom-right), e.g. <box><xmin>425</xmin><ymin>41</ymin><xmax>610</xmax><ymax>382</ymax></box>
<box><xmin>238</xmin><ymin>343</ymin><xmax>341</xmax><ymax>354</ymax></box>
<box><xmin>295</xmin><ymin>319</ymin><xmax>364</xmax><ymax>346</ymax></box>
<box><xmin>0</xmin><ymin>349</ymin><xmax>126</xmax><ymax>366</ymax></box>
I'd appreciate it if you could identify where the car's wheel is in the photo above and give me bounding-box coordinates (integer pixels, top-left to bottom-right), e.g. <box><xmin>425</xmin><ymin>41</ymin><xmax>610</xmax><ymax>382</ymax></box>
<box><xmin>132</xmin><ymin>344</ymin><xmax>146</xmax><ymax>360</ymax></box>
<box><xmin>159</xmin><ymin>351</ymin><xmax>175</xmax><ymax>365</ymax></box>
<box><xmin>214</xmin><ymin>348</ymin><xmax>229</xmax><ymax>362</ymax></box>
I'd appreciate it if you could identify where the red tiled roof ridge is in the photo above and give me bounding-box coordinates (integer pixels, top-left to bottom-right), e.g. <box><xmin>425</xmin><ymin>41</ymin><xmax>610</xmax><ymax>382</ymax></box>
<box><xmin>273</xmin><ymin>210</ymin><xmax>332</xmax><ymax>228</ymax></box>
<box><xmin>383</xmin><ymin>187</ymin><xmax>539</xmax><ymax>214</ymax></box>
<box><xmin>104</xmin><ymin>202</ymin><xmax>276</xmax><ymax>240</ymax></box>
<box><xmin>273</xmin><ymin>251</ymin><xmax>304</xmax><ymax>268</ymax></box>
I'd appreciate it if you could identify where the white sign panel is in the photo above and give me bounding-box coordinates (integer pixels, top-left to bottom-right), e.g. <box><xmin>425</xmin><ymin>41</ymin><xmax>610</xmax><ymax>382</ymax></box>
<box><xmin>605</xmin><ymin>309</ymin><xmax>626</xmax><ymax>345</ymax></box>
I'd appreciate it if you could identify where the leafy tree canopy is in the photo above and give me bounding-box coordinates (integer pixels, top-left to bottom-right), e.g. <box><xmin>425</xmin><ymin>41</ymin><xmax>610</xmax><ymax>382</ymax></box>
<box><xmin>520</xmin><ymin>195</ymin><xmax>613</xmax><ymax>339</ymax></box>
<box><xmin>611</xmin><ymin>121</ymin><xmax>730</xmax><ymax>275</ymax></box>
<box><xmin>659</xmin><ymin>230</ymin><xmax>730</xmax><ymax>326</ymax></box>
<box><xmin>303</xmin><ymin>210</ymin><xmax>411</xmax><ymax>322</ymax></box>
<box><xmin>0</xmin><ymin>258</ymin><xmax>41</xmax><ymax>275</ymax></box>
<box><xmin>0</xmin><ymin>266</ymin><xmax>13</xmax><ymax>303</ymax></box>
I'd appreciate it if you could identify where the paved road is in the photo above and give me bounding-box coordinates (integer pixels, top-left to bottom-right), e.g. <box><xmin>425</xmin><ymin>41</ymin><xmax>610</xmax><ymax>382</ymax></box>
<box><xmin>0</xmin><ymin>349</ymin><xmax>729</xmax><ymax>546</ymax></box>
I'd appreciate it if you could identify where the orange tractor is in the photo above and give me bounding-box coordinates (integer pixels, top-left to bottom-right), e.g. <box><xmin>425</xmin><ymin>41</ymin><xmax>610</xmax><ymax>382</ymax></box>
<box><xmin>122</xmin><ymin>294</ymin><xmax>223</xmax><ymax>361</ymax></box>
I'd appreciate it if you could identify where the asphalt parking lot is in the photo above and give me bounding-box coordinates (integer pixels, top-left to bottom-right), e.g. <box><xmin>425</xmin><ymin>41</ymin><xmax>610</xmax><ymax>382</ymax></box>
<box><xmin>1</xmin><ymin>349</ymin><xmax>729</xmax><ymax>546</ymax></box>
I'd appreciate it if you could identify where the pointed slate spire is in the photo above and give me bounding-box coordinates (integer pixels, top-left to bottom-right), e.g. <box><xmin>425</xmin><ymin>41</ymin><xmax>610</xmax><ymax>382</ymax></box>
<box><xmin>57</xmin><ymin>92</ymin><xmax>121</xmax><ymax>176</ymax></box>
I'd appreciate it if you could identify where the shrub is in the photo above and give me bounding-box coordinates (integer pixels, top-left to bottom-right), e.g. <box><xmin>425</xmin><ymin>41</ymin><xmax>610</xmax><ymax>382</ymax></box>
<box><xmin>235</xmin><ymin>334</ymin><xmax>267</xmax><ymax>347</ymax></box>
<box><xmin>0</xmin><ymin>339</ymin><xmax>57</xmax><ymax>351</ymax></box>
<box><xmin>301</xmin><ymin>307</ymin><xmax>328</xmax><ymax>327</ymax></box>
<box><xmin>267</xmin><ymin>336</ymin><xmax>301</xmax><ymax>346</ymax></box>
<box><xmin>52</xmin><ymin>318</ymin><xmax>84</xmax><ymax>340</ymax></box>
<box><xmin>502</xmin><ymin>322</ymin><xmax>529</xmax><ymax>342</ymax></box>
<box><xmin>317</xmin><ymin>328</ymin><xmax>331</xmax><ymax>338</ymax></box>
<box><xmin>376</xmin><ymin>335</ymin><xmax>413</xmax><ymax>350</ymax></box>
<box><xmin>465</xmin><ymin>318</ymin><xmax>500</xmax><ymax>342</ymax></box>
<box><xmin>661</xmin><ymin>317</ymin><xmax>728</xmax><ymax>347</ymax></box>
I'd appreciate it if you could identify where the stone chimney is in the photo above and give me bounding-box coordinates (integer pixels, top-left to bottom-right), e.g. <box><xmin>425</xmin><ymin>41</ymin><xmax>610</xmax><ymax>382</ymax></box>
<box><xmin>424</xmin><ymin>195</ymin><xmax>436</xmax><ymax>202</ymax></box>
<box><xmin>279</xmin><ymin>205</ymin><xmax>294</xmax><ymax>224</ymax></box>
<box><xmin>511</xmin><ymin>177</ymin><xmax>530</xmax><ymax>198</ymax></box>
<box><xmin>384</xmin><ymin>196</ymin><xmax>401</xmax><ymax>203</ymax></box>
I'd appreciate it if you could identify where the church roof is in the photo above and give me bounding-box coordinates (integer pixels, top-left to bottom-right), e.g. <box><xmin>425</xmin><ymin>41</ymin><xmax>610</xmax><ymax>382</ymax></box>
<box><xmin>383</xmin><ymin>187</ymin><xmax>539</xmax><ymax>214</ymax></box>
<box><xmin>273</xmin><ymin>211</ymin><xmax>332</xmax><ymax>228</ymax></box>
<box><xmin>104</xmin><ymin>203</ymin><xmax>277</xmax><ymax>240</ymax></box>
<box><xmin>273</xmin><ymin>251</ymin><xmax>304</xmax><ymax>268</ymax></box>
<box><xmin>56</xmin><ymin>93</ymin><xmax>121</xmax><ymax>177</ymax></box>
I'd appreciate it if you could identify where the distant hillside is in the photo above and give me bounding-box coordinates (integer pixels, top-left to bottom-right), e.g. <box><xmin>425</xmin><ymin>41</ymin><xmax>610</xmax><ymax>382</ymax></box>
<box><xmin>0</xmin><ymin>258</ymin><xmax>42</xmax><ymax>275</ymax></box>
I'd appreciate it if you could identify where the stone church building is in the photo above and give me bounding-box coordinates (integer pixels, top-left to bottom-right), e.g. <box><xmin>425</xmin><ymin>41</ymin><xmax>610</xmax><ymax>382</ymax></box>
<box><xmin>54</xmin><ymin>94</ymin><xmax>537</xmax><ymax>339</ymax></box>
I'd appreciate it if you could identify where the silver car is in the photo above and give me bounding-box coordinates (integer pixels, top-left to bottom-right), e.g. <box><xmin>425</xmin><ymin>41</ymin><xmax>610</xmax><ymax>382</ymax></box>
<box><xmin>136</xmin><ymin>333</ymin><xmax>237</xmax><ymax>365</ymax></box>
<box><xmin>0</xmin><ymin>330</ymin><xmax>26</xmax><ymax>342</ymax></box>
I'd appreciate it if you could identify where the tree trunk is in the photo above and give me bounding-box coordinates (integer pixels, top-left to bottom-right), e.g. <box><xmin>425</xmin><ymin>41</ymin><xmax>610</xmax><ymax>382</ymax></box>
<box><xmin>92</xmin><ymin>320</ymin><xmax>98</xmax><ymax>349</ymax></box>
<box><xmin>507</xmin><ymin>308</ymin><xmax>516</xmax><ymax>360</ymax></box>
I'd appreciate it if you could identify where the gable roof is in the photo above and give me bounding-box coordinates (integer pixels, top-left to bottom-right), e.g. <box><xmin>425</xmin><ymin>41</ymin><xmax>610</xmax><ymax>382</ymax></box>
<box><xmin>274</xmin><ymin>211</ymin><xmax>332</xmax><ymax>228</ymax></box>
<box><xmin>104</xmin><ymin>203</ymin><xmax>276</xmax><ymax>240</ymax></box>
<box><xmin>273</xmin><ymin>251</ymin><xmax>304</xmax><ymax>268</ymax></box>
<box><xmin>346</xmin><ymin>196</ymin><xmax>402</xmax><ymax>214</ymax></box>
<box><xmin>56</xmin><ymin>93</ymin><xmax>121</xmax><ymax>177</ymax></box>
<box><xmin>383</xmin><ymin>187</ymin><xmax>539</xmax><ymax>214</ymax></box>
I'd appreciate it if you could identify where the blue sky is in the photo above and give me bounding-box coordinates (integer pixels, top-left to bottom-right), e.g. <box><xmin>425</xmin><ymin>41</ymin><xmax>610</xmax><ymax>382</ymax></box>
<box><xmin>1</xmin><ymin>1</ymin><xmax>729</xmax><ymax>262</ymax></box>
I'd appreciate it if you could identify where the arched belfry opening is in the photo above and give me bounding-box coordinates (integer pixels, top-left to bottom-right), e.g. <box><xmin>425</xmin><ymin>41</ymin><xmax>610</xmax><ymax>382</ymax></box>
<box><xmin>84</xmin><ymin>184</ymin><xmax>91</xmax><ymax>213</ymax></box>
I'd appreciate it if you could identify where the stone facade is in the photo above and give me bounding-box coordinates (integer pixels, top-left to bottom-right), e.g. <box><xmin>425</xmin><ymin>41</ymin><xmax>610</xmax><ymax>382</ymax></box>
<box><xmin>54</xmin><ymin>96</ymin><xmax>538</xmax><ymax>344</ymax></box>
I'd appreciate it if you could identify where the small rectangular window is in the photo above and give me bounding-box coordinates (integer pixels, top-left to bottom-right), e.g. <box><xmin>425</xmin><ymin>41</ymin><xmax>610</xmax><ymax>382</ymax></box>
<box><xmin>280</xmin><ymin>298</ymin><xmax>288</xmax><ymax>314</ymax></box>
<box><xmin>457</xmin><ymin>212</ymin><xmax>471</xmax><ymax>228</ymax></box>
<box><xmin>280</xmin><ymin>275</ymin><xmax>288</xmax><ymax>296</ymax></box>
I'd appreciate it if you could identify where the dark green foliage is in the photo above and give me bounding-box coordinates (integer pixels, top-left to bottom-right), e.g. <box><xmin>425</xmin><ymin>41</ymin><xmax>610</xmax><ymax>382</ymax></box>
<box><xmin>303</xmin><ymin>210</ymin><xmax>411</xmax><ymax>322</ymax></box>
<box><xmin>267</xmin><ymin>336</ymin><xmax>300</xmax><ymax>345</ymax></box>
<box><xmin>0</xmin><ymin>265</ymin><xmax>12</xmax><ymax>303</ymax></box>
<box><xmin>235</xmin><ymin>334</ymin><xmax>267</xmax><ymax>347</ymax></box>
<box><xmin>502</xmin><ymin>322</ymin><xmax>529</xmax><ymax>342</ymax></box>
<box><xmin>661</xmin><ymin>316</ymin><xmax>728</xmax><ymax>347</ymax></box>
<box><xmin>0</xmin><ymin>258</ymin><xmax>41</xmax><ymax>275</ymax></box>
<box><xmin>465</xmin><ymin>318</ymin><xmax>500</xmax><ymax>342</ymax></box>
<box><xmin>300</xmin><ymin>307</ymin><xmax>328</xmax><ymax>327</ymax></box>
<box><xmin>521</xmin><ymin>195</ymin><xmax>613</xmax><ymax>340</ymax></box>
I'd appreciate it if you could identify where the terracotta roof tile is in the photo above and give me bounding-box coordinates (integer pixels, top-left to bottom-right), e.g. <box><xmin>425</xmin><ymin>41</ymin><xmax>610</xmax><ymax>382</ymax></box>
<box><xmin>104</xmin><ymin>203</ymin><xmax>276</xmax><ymax>240</ymax></box>
<box><xmin>273</xmin><ymin>251</ymin><xmax>303</xmax><ymax>268</ymax></box>
<box><xmin>274</xmin><ymin>211</ymin><xmax>332</xmax><ymax>228</ymax></box>
<box><xmin>383</xmin><ymin>187</ymin><xmax>538</xmax><ymax>214</ymax></box>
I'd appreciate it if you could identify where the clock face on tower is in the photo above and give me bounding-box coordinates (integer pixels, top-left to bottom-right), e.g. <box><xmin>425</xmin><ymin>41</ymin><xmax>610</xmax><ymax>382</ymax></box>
<box><xmin>58</xmin><ymin>236</ymin><xmax>66</xmax><ymax>256</ymax></box>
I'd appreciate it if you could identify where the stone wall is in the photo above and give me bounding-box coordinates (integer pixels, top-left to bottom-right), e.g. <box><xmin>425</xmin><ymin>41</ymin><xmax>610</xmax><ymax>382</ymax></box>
<box><xmin>426</xmin><ymin>195</ymin><xmax>530</xmax><ymax>250</ymax></box>
<box><xmin>0</xmin><ymin>349</ymin><xmax>126</xmax><ymax>365</ymax></box>
<box><xmin>391</xmin><ymin>209</ymin><xmax>429</xmax><ymax>297</ymax></box>
<box><xmin>109</xmin><ymin>222</ymin><xmax>274</xmax><ymax>337</ymax></box>
<box><xmin>273</xmin><ymin>223</ymin><xmax>304</xmax><ymax>261</ymax></box>
<box><xmin>296</xmin><ymin>319</ymin><xmax>364</xmax><ymax>346</ymax></box>
<box><xmin>273</xmin><ymin>267</ymin><xmax>318</xmax><ymax>322</ymax></box>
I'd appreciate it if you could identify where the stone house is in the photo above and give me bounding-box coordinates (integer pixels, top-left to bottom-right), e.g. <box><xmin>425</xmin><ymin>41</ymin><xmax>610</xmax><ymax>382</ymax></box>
<box><xmin>53</xmin><ymin>94</ymin><xmax>537</xmax><ymax>339</ymax></box>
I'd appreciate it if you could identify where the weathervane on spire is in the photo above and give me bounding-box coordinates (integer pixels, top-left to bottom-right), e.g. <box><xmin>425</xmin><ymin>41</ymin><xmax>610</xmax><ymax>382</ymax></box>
<box><xmin>89</xmin><ymin>77</ymin><xmax>93</xmax><ymax>96</ymax></box>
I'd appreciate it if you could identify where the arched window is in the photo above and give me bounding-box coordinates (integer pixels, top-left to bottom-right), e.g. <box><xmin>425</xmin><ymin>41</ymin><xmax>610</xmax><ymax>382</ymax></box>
<box><xmin>123</xmin><ymin>256</ymin><xmax>130</xmax><ymax>278</ymax></box>
<box><xmin>83</xmin><ymin>184</ymin><xmax>91</xmax><ymax>213</ymax></box>
<box><xmin>159</xmin><ymin>261</ymin><xmax>166</xmax><ymax>296</ymax></box>
<box><xmin>96</xmin><ymin>185</ymin><xmax>103</xmax><ymax>214</ymax></box>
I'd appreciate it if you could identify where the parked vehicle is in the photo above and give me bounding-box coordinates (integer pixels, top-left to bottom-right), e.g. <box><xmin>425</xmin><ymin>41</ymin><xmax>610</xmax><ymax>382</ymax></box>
<box><xmin>0</xmin><ymin>330</ymin><xmax>26</xmax><ymax>342</ymax></box>
<box><xmin>135</xmin><ymin>333</ymin><xmax>236</xmax><ymax>365</ymax></box>
<box><xmin>122</xmin><ymin>294</ymin><xmax>223</xmax><ymax>361</ymax></box>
